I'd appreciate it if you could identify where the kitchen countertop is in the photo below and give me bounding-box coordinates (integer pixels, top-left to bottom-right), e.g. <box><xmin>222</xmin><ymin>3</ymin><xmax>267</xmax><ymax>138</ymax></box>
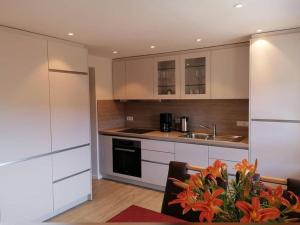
<box><xmin>99</xmin><ymin>128</ymin><xmax>249</xmax><ymax>150</ymax></box>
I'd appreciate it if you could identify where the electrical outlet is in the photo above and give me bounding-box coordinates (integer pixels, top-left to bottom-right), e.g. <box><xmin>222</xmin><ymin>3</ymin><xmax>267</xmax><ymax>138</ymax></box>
<box><xmin>126</xmin><ymin>116</ymin><xmax>134</xmax><ymax>121</ymax></box>
<box><xmin>237</xmin><ymin>121</ymin><xmax>249</xmax><ymax>127</ymax></box>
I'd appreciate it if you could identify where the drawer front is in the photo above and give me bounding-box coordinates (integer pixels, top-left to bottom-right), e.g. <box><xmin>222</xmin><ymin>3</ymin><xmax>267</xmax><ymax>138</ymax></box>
<box><xmin>175</xmin><ymin>143</ymin><xmax>209</xmax><ymax>168</ymax></box>
<box><xmin>53</xmin><ymin>171</ymin><xmax>91</xmax><ymax>211</ymax></box>
<box><xmin>209</xmin><ymin>146</ymin><xmax>248</xmax><ymax>162</ymax></box>
<box><xmin>209</xmin><ymin>158</ymin><xmax>238</xmax><ymax>175</ymax></box>
<box><xmin>52</xmin><ymin>146</ymin><xmax>91</xmax><ymax>181</ymax></box>
<box><xmin>142</xmin><ymin>161</ymin><xmax>169</xmax><ymax>186</ymax></box>
<box><xmin>142</xmin><ymin>139</ymin><xmax>174</xmax><ymax>153</ymax></box>
<box><xmin>142</xmin><ymin>150</ymin><xmax>174</xmax><ymax>164</ymax></box>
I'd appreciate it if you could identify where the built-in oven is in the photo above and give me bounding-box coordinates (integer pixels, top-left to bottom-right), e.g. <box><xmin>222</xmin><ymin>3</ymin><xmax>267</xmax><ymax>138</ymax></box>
<box><xmin>113</xmin><ymin>138</ymin><xmax>141</xmax><ymax>178</ymax></box>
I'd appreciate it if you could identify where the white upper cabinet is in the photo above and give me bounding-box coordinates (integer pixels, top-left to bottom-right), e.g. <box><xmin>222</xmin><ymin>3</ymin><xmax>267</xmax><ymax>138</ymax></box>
<box><xmin>180</xmin><ymin>51</ymin><xmax>211</xmax><ymax>99</ymax></box>
<box><xmin>48</xmin><ymin>40</ymin><xmax>88</xmax><ymax>73</ymax></box>
<box><xmin>50</xmin><ymin>72</ymin><xmax>90</xmax><ymax>151</ymax></box>
<box><xmin>154</xmin><ymin>56</ymin><xmax>180</xmax><ymax>99</ymax></box>
<box><xmin>125</xmin><ymin>58</ymin><xmax>155</xmax><ymax>99</ymax></box>
<box><xmin>211</xmin><ymin>45</ymin><xmax>249</xmax><ymax>99</ymax></box>
<box><xmin>250</xmin><ymin>31</ymin><xmax>300</xmax><ymax>120</ymax></box>
<box><xmin>0</xmin><ymin>29</ymin><xmax>51</xmax><ymax>163</ymax></box>
<box><xmin>112</xmin><ymin>61</ymin><xmax>126</xmax><ymax>99</ymax></box>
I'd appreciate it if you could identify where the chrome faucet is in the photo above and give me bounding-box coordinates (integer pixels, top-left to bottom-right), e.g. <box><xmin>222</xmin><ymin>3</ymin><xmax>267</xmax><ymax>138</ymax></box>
<box><xmin>199</xmin><ymin>123</ymin><xmax>217</xmax><ymax>138</ymax></box>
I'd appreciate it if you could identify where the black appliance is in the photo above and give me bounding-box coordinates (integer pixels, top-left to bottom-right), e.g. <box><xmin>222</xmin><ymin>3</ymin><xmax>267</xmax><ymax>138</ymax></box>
<box><xmin>113</xmin><ymin>138</ymin><xmax>141</xmax><ymax>178</ymax></box>
<box><xmin>118</xmin><ymin>128</ymin><xmax>155</xmax><ymax>134</ymax></box>
<box><xmin>160</xmin><ymin>113</ymin><xmax>172</xmax><ymax>132</ymax></box>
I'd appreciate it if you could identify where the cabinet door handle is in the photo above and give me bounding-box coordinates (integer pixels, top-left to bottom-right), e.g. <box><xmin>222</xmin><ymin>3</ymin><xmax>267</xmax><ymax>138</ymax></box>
<box><xmin>114</xmin><ymin>147</ymin><xmax>136</xmax><ymax>153</ymax></box>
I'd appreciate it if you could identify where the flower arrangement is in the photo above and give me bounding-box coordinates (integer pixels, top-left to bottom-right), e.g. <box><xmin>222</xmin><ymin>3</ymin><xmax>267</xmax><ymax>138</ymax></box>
<box><xmin>168</xmin><ymin>159</ymin><xmax>300</xmax><ymax>223</ymax></box>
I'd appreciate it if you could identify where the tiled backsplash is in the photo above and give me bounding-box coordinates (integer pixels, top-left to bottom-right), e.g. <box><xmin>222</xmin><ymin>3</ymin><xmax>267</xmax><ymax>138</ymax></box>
<box><xmin>97</xmin><ymin>99</ymin><xmax>249</xmax><ymax>136</ymax></box>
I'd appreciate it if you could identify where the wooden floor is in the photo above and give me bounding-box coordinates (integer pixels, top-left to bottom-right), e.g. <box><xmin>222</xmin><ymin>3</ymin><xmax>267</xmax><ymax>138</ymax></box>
<box><xmin>49</xmin><ymin>179</ymin><xmax>164</xmax><ymax>223</ymax></box>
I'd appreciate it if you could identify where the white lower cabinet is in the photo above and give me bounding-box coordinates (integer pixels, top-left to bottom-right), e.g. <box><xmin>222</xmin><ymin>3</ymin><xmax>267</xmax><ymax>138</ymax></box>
<box><xmin>142</xmin><ymin>161</ymin><xmax>169</xmax><ymax>186</ymax></box>
<box><xmin>209</xmin><ymin>146</ymin><xmax>248</xmax><ymax>176</ymax></box>
<box><xmin>142</xmin><ymin>149</ymin><xmax>174</xmax><ymax>164</ymax></box>
<box><xmin>251</xmin><ymin>121</ymin><xmax>300</xmax><ymax>179</ymax></box>
<box><xmin>52</xmin><ymin>146</ymin><xmax>91</xmax><ymax>181</ymax></box>
<box><xmin>99</xmin><ymin>135</ymin><xmax>113</xmax><ymax>175</ymax></box>
<box><xmin>53</xmin><ymin>171</ymin><xmax>91</xmax><ymax>211</ymax></box>
<box><xmin>209</xmin><ymin>146</ymin><xmax>248</xmax><ymax>162</ymax></box>
<box><xmin>175</xmin><ymin>143</ymin><xmax>209</xmax><ymax>167</ymax></box>
<box><xmin>0</xmin><ymin>156</ymin><xmax>53</xmax><ymax>222</ymax></box>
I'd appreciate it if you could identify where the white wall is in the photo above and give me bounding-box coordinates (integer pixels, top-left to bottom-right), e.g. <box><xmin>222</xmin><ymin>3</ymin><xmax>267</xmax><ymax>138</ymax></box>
<box><xmin>88</xmin><ymin>55</ymin><xmax>113</xmax><ymax>100</ymax></box>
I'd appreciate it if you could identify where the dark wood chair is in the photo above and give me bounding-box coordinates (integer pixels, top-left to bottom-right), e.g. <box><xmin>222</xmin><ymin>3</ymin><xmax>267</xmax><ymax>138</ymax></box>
<box><xmin>161</xmin><ymin>161</ymin><xmax>300</xmax><ymax>222</ymax></box>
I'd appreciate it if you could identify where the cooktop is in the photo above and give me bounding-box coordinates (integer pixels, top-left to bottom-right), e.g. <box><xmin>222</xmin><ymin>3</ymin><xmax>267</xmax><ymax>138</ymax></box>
<box><xmin>118</xmin><ymin>128</ymin><xmax>156</xmax><ymax>134</ymax></box>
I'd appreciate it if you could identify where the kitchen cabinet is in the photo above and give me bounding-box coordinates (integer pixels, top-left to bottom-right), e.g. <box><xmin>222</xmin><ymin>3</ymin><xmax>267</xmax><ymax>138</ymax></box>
<box><xmin>211</xmin><ymin>45</ymin><xmax>249</xmax><ymax>99</ymax></box>
<box><xmin>175</xmin><ymin>143</ymin><xmax>209</xmax><ymax>167</ymax></box>
<box><xmin>49</xmin><ymin>71</ymin><xmax>90</xmax><ymax>151</ymax></box>
<box><xmin>141</xmin><ymin>139</ymin><xmax>175</xmax><ymax>153</ymax></box>
<box><xmin>142</xmin><ymin>150</ymin><xmax>174</xmax><ymax>164</ymax></box>
<box><xmin>251</xmin><ymin>121</ymin><xmax>300</xmax><ymax>179</ymax></box>
<box><xmin>209</xmin><ymin>146</ymin><xmax>248</xmax><ymax>175</ymax></box>
<box><xmin>0</xmin><ymin>156</ymin><xmax>53</xmax><ymax>222</ymax></box>
<box><xmin>48</xmin><ymin>40</ymin><xmax>88</xmax><ymax>73</ymax></box>
<box><xmin>154</xmin><ymin>56</ymin><xmax>181</xmax><ymax>99</ymax></box>
<box><xmin>53</xmin><ymin>170</ymin><xmax>91</xmax><ymax>211</ymax></box>
<box><xmin>125</xmin><ymin>58</ymin><xmax>154</xmax><ymax>99</ymax></box>
<box><xmin>209</xmin><ymin>146</ymin><xmax>248</xmax><ymax>162</ymax></box>
<box><xmin>99</xmin><ymin>135</ymin><xmax>113</xmax><ymax>175</ymax></box>
<box><xmin>142</xmin><ymin>161</ymin><xmax>169</xmax><ymax>186</ymax></box>
<box><xmin>141</xmin><ymin>149</ymin><xmax>174</xmax><ymax>186</ymax></box>
<box><xmin>250</xmin><ymin>32</ymin><xmax>300</xmax><ymax>120</ymax></box>
<box><xmin>180</xmin><ymin>51</ymin><xmax>211</xmax><ymax>99</ymax></box>
<box><xmin>0</xmin><ymin>29</ymin><xmax>51</xmax><ymax>163</ymax></box>
<box><xmin>52</xmin><ymin>146</ymin><xmax>91</xmax><ymax>181</ymax></box>
<box><xmin>112</xmin><ymin>61</ymin><xmax>126</xmax><ymax>99</ymax></box>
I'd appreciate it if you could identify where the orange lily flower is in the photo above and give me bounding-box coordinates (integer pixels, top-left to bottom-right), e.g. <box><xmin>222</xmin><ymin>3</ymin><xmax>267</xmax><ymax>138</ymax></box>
<box><xmin>189</xmin><ymin>173</ymin><xmax>205</xmax><ymax>189</ymax></box>
<box><xmin>193</xmin><ymin>188</ymin><xmax>224</xmax><ymax>222</ymax></box>
<box><xmin>206</xmin><ymin>160</ymin><xmax>227</xmax><ymax>178</ymax></box>
<box><xmin>235</xmin><ymin>159</ymin><xmax>256</xmax><ymax>175</ymax></box>
<box><xmin>168</xmin><ymin>188</ymin><xmax>197</xmax><ymax>214</ymax></box>
<box><xmin>235</xmin><ymin>197</ymin><xmax>280</xmax><ymax>223</ymax></box>
<box><xmin>285</xmin><ymin>191</ymin><xmax>300</xmax><ymax>213</ymax></box>
<box><xmin>260</xmin><ymin>185</ymin><xmax>290</xmax><ymax>208</ymax></box>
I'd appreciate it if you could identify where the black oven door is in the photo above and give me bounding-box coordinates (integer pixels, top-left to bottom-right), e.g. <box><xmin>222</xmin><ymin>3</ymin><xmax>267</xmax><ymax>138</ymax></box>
<box><xmin>113</xmin><ymin>138</ymin><xmax>141</xmax><ymax>178</ymax></box>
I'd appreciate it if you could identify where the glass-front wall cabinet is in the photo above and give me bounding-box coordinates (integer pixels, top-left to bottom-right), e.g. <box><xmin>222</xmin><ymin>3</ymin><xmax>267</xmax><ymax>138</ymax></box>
<box><xmin>181</xmin><ymin>52</ymin><xmax>210</xmax><ymax>99</ymax></box>
<box><xmin>154</xmin><ymin>56</ymin><xmax>180</xmax><ymax>99</ymax></box>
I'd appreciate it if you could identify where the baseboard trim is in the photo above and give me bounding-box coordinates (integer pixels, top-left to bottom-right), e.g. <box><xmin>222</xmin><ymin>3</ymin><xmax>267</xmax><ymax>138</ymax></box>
<box><xmin>42</xmin><ymin>194</ymin><xmax>91</xmax><ymax>221</ymax></box>
<box><xmin>102</xmin><ymin>175</ymin><xmax>166</xmax><ymax>192</ymax></box>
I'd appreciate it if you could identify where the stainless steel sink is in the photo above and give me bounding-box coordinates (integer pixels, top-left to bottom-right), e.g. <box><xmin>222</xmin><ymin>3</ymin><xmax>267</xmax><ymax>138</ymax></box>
<box><xmin>180</xmin><ymin>132</ymin><xmax>244</xmax><ymax>142</ymax></box>
<box><xmin>181</xmin><ymin>133</ymin><xmax>213</xmax><ymax>140</ymax></box>
<box><xmin>212</xmin><ymin>135</ymin><xmax>244</xmax><ymax>142</ymax></box>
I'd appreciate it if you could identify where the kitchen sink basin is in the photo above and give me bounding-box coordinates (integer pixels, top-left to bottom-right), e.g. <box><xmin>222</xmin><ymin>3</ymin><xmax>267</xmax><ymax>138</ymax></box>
<box><xmin>181</xmin><ymin>133</ymin><xmax>213</xmax><ymax>140</ymax></box>
<box><xmin>181</xmin><ymin>133</ymin><xmax>244</xmax><ymax>142</ymax></box>
<box><xmin>212</xmin><ymin>135</ymin><xmax>244</xmax><ymax>142</ymax></box>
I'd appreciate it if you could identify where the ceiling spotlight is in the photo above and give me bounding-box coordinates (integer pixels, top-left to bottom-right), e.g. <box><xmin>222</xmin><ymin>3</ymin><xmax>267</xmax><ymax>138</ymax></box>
<box><xmin>68</xmin><ymin>32</ymin><xmax>74</xmax><ymax>36</ymax></box>
<box><xmin>196</xmin><ymin>38</ymin><xmax>202</xmax><ymax>42</ymax></box>
<box><xmin>234</xmin><ymin>3</ymin><xmax>243</xmax><ymax>8</ymax></box>
<box><xmin>150</xmin><ymin>45</ymin><xmax>156</xmax><ymax>49</ymax></box>
<box><xmin>256</xmin><ymin>29</ymin><xmax>263</xmax><ymax>33</ymax></box>
<box><xmin>112</xmin><ymin>50</ymin><xmax>118</xmax><ymax>54</ymax></box>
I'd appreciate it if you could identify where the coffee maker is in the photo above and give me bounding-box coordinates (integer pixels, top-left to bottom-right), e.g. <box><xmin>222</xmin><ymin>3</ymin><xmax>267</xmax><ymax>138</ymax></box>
<box><xmin>160</xmin><ymin>113</ymin><xmax>172</xmax><ymax>132</ymax></box>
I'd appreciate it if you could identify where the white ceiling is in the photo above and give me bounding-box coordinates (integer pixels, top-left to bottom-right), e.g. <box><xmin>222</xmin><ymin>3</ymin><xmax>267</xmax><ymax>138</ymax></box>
<box><xmin>0</xmin><ymin>0</ymin><xmax>299</xmax><ymax>58</ymax></box>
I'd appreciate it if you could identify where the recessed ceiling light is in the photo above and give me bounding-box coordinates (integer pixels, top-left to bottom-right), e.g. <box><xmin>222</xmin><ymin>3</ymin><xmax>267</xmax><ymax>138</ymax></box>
<box><xmin>256</xmin><ymin>29</ymin><xmax>263</xmax><ymax>33</ymax></box>
<box><xmin>196</xmin><ymin>38</ymin><xmax>202</xmax><ymax>42</ymax></box>
<box><xmin>112</xmin><ymin>50</ymin><xmax>118</xmax><ymax>54</ymax></box>
<box><xmin>234</xmin><ymin>3</ymin><xmax>243</xmax><ymax>8</ymax></box>
<box><xmin>68</xmin><ymin>32</ymin><xmax>74</xmax><ymax>36</ymax></box>
<box><xmin>150</xmin><ymin>45</ymin><xmax>156</xmax><ymax>49</ymax></box>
